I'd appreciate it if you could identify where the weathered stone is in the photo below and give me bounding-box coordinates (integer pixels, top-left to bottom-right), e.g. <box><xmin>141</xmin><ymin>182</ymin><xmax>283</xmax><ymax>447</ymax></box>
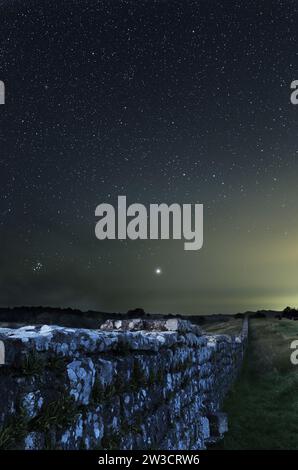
<box><xmin>100</xmin><ymin>318</ymin><xmax>202</xmax><ymax>335</ymax></box>
<box><xmin>21</xmin><ymin>390</ymin><xmax>43</xmax><ymax>419</ymax></box>
<box><xmin>24</xmin><ymin>432</ymin><xmax>45</xmax><ymax>450</ymax></box>
<box><xmin>0</xmin><ymin>341</ymin><xmax>4</xmax><ymax>365</ymax></box>
<box><xmin>208</xmin><ymin>411</ymin><xmax>228</xmax><ymax>441</ymax></box>
<box><xmin>67</xmin><ymin>358</ymin><xmax>95</xmax><ymax>405</ymax></box>
<box><xmin>0</xmin><ymin>317</ymin><xmax>248</xmax><ymax>450</ymax></box>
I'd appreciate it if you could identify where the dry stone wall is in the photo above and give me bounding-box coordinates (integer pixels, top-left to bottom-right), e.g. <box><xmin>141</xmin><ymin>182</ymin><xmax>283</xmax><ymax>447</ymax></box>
<box><xmin>0</xmin><ymin>317</ymin><xmax>248</xmax><ymax>450</ymax></box>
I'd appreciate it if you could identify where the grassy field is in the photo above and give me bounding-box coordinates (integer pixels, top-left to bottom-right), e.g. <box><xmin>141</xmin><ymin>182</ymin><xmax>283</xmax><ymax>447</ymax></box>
<box><xmin>216</xmin><ymin>318</ymin><xmax>298</xmax><ymax>449</ymax></box>
<box><xmin>202</xmin><ymin>319</ymin><xmax>243</xmax><ymax>335</ymax></box>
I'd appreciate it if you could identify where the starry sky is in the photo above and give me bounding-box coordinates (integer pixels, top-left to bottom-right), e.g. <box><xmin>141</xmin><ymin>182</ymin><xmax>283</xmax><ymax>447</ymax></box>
<box><xmin>1</xmin><ymin>0</ymin><xmax>298</xmax><ymax>314</ymax></box>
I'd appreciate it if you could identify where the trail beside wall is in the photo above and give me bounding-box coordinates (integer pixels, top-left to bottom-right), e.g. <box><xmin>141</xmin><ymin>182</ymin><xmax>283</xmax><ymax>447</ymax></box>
<box><xmin>0</xmin><ymin>317</ymin><xmax>248</xmax><ymax>450</ymax></box>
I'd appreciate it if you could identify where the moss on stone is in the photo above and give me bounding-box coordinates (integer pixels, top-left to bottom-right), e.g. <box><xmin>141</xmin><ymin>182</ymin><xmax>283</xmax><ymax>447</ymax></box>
<box><xmin>101</xmin><ymin>431</ymin><xmax>121</xmax><ymax>450</ymax></box>
<box><xmin>20</xmin><ymin>351</ymin><xmax>45</xmax><ymax>376</ymax></box>
<box><xmin>47</xmin><ymin>356</ymin><xmax>68</xmax><ymax>375</ymax></box>
<box><xmin>131</xmin><ymin>360</ymin><xmax>147</xmax><ymax>389</ymax></box>
<box><xmin>31</xmin><ymin>396</ymin><xmax>79</xmax><ymax>432</ymax></box>
<box><xmin>91</xmin><ymin>379</ymin><xmax>105</xmax><ymax>404</ymax></box>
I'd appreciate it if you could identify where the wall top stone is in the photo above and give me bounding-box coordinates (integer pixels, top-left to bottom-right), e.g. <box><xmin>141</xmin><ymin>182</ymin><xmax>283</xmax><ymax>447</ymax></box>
<box><xmin>100</xmin><ymin>318</ymin><xmax>202</xmax><ymax>334</ymax></box>
<box><xmin>0</xmin><ymin>318</ymin><xmax>247</xmax><ymax>369</ymax></box>
<box><xmin>0</xmin><ymin>320</ymin><xmax>203</xmax><ymax>367</ymax></box>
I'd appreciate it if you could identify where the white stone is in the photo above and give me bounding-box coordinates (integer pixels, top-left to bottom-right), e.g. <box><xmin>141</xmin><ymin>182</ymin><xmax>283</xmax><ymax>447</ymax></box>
<box><xmin>0</xmin><ymin>341</ymin><xmax>4</xmax><ymax>365</ymax></box>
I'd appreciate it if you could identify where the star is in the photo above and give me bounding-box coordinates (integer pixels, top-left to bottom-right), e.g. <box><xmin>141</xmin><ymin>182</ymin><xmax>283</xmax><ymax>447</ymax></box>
<box><xmin>0</xmin><ymin>0</ymin><xmax>297</xmax><ymax>316</ymax></box>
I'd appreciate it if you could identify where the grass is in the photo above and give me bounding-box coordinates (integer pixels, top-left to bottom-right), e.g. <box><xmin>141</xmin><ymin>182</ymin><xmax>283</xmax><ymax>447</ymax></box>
<box><xmin>0</xmin><ymin>408</ymin><xmax>29</xmax><ymax>449</ymax></box>
<box><xmin>216</xmin><ymin>318</ymin><xmax>298</xmax><ymax>449</ymax></box>
<box><xmin>203</xmin><ymin>319</ymin><xmax>243</xmax><ymax>335</ymax></box>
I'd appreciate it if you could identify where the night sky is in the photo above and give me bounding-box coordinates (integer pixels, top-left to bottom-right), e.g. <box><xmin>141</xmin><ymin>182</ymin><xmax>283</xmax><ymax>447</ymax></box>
<box><xmin>1</xmin><ymin>0</ymin><xmax>298</xmax><ymax>314</ymax></box>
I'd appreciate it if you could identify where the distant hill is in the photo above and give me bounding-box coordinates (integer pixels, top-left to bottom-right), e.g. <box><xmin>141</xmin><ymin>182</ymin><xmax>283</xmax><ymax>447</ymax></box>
<box><xmin>0</xmin><ymin>305</ymin><xmax>296</xmax><ymax>329</ymax></box>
